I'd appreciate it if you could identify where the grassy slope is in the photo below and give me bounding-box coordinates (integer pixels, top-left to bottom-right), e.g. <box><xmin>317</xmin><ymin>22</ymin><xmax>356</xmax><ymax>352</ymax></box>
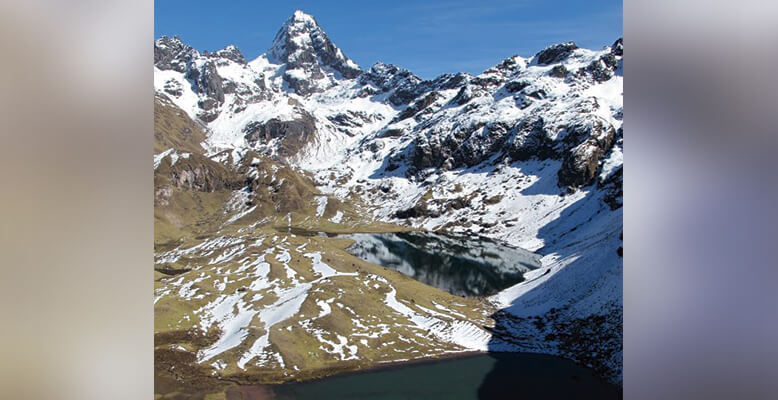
<box><xmin>154</xmin><ymin>93</ymin><xmax>207</xmax><ymax>155</ymax></box>
<box><xmin>153</xmin><ymin>97</ymin><xmax>495</xmax><ymax>398</ymax></box>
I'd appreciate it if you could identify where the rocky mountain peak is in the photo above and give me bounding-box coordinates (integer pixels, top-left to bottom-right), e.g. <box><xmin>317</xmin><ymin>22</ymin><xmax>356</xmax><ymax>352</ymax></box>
<box><xmin>155</xmin><ymin>35</ymin><xmax>187</xmax><ymax>50</ymax></box>
<box><xmin>268</xmin><ymin>10</ymin><xmax>322</xmax><ymax>62</ymax></box>
<box><xmin>534</xmin><ymin>41</ymin><xmax>579</xmax><ymax>65</ymax></box>
<box><xmin>208</xmin><ymin>44</ymin><xmax>246</xmax><ymax>64</ymax></box>
<box><xmin>359</xmin><ymin>62</ymin><xmax>428</xmax><ymax>105</ymax></box>
<box><xmin>362</xmin><ymin>62</ymin><xmax>419</xmax><ymax>86</ymax></box>
<box><xmin>267</xmin><ymin>10</ymin><xmax>361</xmax><ymax>95</ymax></box>
<box><xmin>154</xmin><ymin>35</ymin><xmax>196</xmax><ymax>72</ymax></box>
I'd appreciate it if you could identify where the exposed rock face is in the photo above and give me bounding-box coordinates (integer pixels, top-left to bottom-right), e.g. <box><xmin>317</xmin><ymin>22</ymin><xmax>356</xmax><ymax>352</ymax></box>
<box><xmin>431</xmin><ymin>72</ymin><xmax>470</xmax><ymax>90</ymax></box>
<box><xmin>358</xmin><ymin>62</ymin><xmax>472</xmax><ymax>108</ymax></box>
<box><xmin>504</xmin><ymin>80</ymin><xmax>531</xmax><ymax>93</ymax></box>
<box><xmin>611</xmin><ymin>38</ymin><xmax>623</xmax><ymax>56</ymax></box>
<box><xmin>193</xmin><ymin>61</ymin><xmax>225</xmax><ymax>109</ymax></box>
<box><xmin>409</xmin><ymin>108</ymin><xmax>617</xmax><ymax>188</ymax></box>
<box><xmin>549</xmin><ymin>65</ymin><xmax>569</xmax><ymax>78</ymax></box>
<box><xmin>557</xmin><ymin>118</ymin><xmax>616</xmax><ymax>187</ymax></box>
<box><xmin>507</xmin><ymin>117</ymin><xmax>557</xmax><ymax>161</ymax></box>
<box><xmin>155</xmin><ymin>37</ymin><xmax>273</xmax><ymax>126</ymax></box>
<box><xmin>449</xmin><ymin>84</ymin><xmax>482</xmax><ymax>106</ymax></box>
<box><xmin>395</xmin><ymin>92</ymin><xmax>441</xmax><ymax>122</ymax></box>
<box><xmin>155</xmin><ymin>153</ymin><xmax>244</xmax><ymax>193</ymax></box>
<box><xmin>359</xmin><ymin>62</ymin><xmax>427</xmax><ymax>106</ymax></box>
<box><xmin>580</xmin><ymin>52</ymin><xmax>619</xmax><ymax>83</ymax></box>
<box><xmin>162</xmin><ymin>79</ymin><xmax>183</xmax><ymax>97</ymax></box>
<box><xmin>535</xmin><ymin>41</ymin><xmax>579</xmax><ymax>65</ymax></box>
<box><xmin>243</xmin><ymin>109</ymin><xmax>318</xmax><ymax>158</ymax></box>
<box><xmin>600</xmin><ymin>165</ymin><xmax>623</xmax><ymax>209</ymax></box>
<box><xmin>154</xmin><ymin>36</ymin><xmax>194</xmax><ymax>72</ymax></box>
<box><xmin>207</xmin><ymin>45</ymin><xmax>246</xmax><ymax>64</ymax></box>
<box><xmin>268</xmin><ymin>10</ymin><xmax>361</xmax><ymax>95</ymax></box>
<box><xmin>352</xmin><ymin>37</ymin><xmax>622</xmax><ymax>190</ymax></box>
<box><xmin>328</xmin><ymin>111</ymin><xmax>383</xmax><ymax>135</ymax></box>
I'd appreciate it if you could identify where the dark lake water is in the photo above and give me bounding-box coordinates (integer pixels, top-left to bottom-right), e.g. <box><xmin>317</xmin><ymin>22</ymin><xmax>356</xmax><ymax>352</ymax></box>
<box><xmin>270</xmin><ymin>352</ymin><xmax>622</xmax><ymax>400</ymax></box>
<box><xmin>342</xmin><ymin>232</ymin><xmax>541</xmax><ymax>297</ymax></box>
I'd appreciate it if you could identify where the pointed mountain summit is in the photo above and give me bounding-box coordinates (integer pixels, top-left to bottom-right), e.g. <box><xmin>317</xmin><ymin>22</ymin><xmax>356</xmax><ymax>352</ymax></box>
<box><xmin>267</xmin><ymin>10</ymin><xmax>361</xmax><ymax>95</ymax></box>
<box><xmin>154</xmin><ymin>36</ymin><xmax>196</xmax><ymax>72</ymax></box>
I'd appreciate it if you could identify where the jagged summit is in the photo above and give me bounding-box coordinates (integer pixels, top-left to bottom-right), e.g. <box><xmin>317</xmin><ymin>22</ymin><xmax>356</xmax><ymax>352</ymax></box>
<box><xmin>155</xmin><ymin>11</ymin><xmax>363</xmax><ymax>96</ymax></box>
<box><xmin>208</xmin><ymin>44</ymin><xmax>246</xmax><ymax>64</ymax></box>
<box><xmin>266</xmin><ymin>10</ymin><xmax>361</xmax><ymax>95</ymax></box>
<box><xmin>154</xmin><ymin>35</ymin><xmax>195</xmax><ymax>72</ymax></box>
<box><xmin>268</xmin><ymin>10</ymin><xmax>323</xmax><ymax>63</ymax></box>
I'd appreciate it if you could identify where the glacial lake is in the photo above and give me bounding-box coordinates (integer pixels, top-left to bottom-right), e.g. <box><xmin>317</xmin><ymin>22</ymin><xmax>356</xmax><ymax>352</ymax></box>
<box><xmin>268</xmin><ymin>352</ymin><xmax>622</xmax><ymax>400</ymax></box>
<box><xmin>341</xmin><ymin>232</ymin><xmax>541</xmax><ymax>297</ymax></box>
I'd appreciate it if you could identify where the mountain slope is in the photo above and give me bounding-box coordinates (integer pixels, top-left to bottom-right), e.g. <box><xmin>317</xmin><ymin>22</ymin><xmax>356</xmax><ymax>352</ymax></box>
<box><xmin>153</xmin><ymin>91</ymin><xmax>501</xmax><ymax>397</ymax></box>
<box><xmin>153</xmin><ymin>9</ymin><xmax>624</xmax><ymax>391</ymax></box>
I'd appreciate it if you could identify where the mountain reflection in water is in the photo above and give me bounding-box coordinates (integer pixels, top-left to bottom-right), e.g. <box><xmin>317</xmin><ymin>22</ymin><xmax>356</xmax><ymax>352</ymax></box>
<box><xmin>343</xmin><ymin>232</ymin><xmax>541</xmax><ymax>297</ymax></box>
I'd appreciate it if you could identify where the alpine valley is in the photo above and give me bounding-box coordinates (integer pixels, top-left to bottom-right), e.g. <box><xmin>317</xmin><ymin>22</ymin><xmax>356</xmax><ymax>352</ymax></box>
<box><xmin>154</xmin><ymin>10</ymin><xmax>623</xmax><ymax>398</ymax></box>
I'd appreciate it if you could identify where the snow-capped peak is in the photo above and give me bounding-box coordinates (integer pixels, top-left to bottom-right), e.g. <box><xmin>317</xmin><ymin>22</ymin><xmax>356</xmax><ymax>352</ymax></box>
<box><xmin>268</xmin><ymin>10</ymin><xmax>319</xmax><ymax>63</ymax></box>
<box><xmin>155</xmin><ymin>35</ymin><xmax>186</xmax><ymax>49</ymax></box>
<box><xmin>154</xmin><ymin>35</ymin><xmax>198</xmax><ymax>72</ymax></box>
<box><xmin>291</xmin><ymin>9</ymin><xmax>316</xmax><ymax>24</ymax></box>
<box><xmin>266</xmin><ymin>10</ymin><xmax>360</xmax><ymax>89</ymax></box>
<box><xmin>211</xmin><ymin>44</ymin><xmax>246</xmax><ymax>64</ymax></box>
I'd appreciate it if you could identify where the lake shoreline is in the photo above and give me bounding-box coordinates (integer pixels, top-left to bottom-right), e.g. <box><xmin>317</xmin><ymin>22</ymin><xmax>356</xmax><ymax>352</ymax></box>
<box><xmin>255</xmin><ymin>350</ymin><xmax>622</xmax><ymax>400</ymax></box>
<box><xmin>254</xmin><ymin>348</ymin><xmax>619</xmax><ymax>387</ymax></box>
<box><xmin>226</xmin><ymin>351</ymin><xmax>490</xmax><ymax>399</ymax></box>
<box><xmin>280</xmin><ymin>349</ymin><xmax>490</xmax><ymax>385</ymax></box>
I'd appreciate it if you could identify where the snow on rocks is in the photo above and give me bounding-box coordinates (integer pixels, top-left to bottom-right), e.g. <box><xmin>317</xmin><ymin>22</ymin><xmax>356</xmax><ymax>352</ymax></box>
<box><xmin>154</xmin><ymin>17</ymin><xmax>623</xmax><ymax>380</ymax></box>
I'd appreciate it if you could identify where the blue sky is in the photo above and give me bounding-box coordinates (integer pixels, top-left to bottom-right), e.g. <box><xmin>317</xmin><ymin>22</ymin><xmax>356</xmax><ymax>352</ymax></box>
<box><xmin>155</xmin><ymin>0</ymin><xmax>622</xmax><ymax>79</ymax></box>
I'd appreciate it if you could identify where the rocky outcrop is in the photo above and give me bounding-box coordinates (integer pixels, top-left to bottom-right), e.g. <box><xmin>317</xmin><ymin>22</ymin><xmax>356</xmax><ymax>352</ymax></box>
<box><xmin>154</xmin><ymin>36</ymin><xmax>195</xmax><ymax>72</ymax></box>
<box><xmin>408</xmin><ymin>102</ymin><xmax>616</xmax><ymax>189</ymax></box>
<box><xmin>535</xmin><ymin>41</ymin><xmax>578</xmax><ymax>65</ymax></box>
<box><xmin>504</xmin><ymin>80</ymin><xmax>531</xmax><ymax>93</ymax></box>
<box><xmin>359</xmin><ymin>63</ymin><xmax>427</xmax><ymax>106</ymax></box>
<box><xmin>611</xmin><ymin>38</ymin><xmax>623</xmax><ymax>57</ymax></box>
<box><xmin>206</xmin><ymin>45</ymin><xmax>246</xmax><ymax>64</ymax></box>
<box><xmin>557</xmin><ymin>118</ymin><xmax>616</xmax><ymax>188</ymax></box>
<box><xmin>549</xmin><ymin>65</ymin><xmax>569</xmax><ymax>78</ymax></box>
<box><xmin>453</xmin><ymin>122</ymin><xmax>512</xmax><ymax>166</ymax></box>
<box><xmin>600</xmin><ymin>165</ymin><xmax>623</xmax><ymax>210</ymax></box>
<box><xmin>243</xmin><ymin>110</ymin><xmax>318</xmax><ymax>158</ymax></box>
<box><xmin>580</xmin><ymin>53</ymin><xmax>619</xmax><ymax>83</ymax></box>
<box><xmin>162</xmin><ymin>79</ymin><xmax>183</xmax><ymax>98</ymax></box>
<box><xmin>155</xmin><ymin>37</ymin><xmax>269</xmax><ymax>123</ymax></box>
<box><xmin>155</xmin><ymin>153</ymin><xmax>244</xmax><ymax>192</ymax></box>
<box><xmin>191</xmin><ymin>61</ymin><xmax>225</xmax><ymax>109</ymax></box>
<box><xmin>450</xmin><ymin>84</ymin><xmax>486</xmax><ymax>106</ymax></box>
<box><xmin>430</xmin><ymin>72</ymin><xmax>470</xmax><ymax>90</ymax></box>
<box><xmin>488</xmin><ymin>55</ymin><xmax>525</xmax><ymax>76</ymax></box>
<box><xmin>327</xmin><ymin>111</ymin><xmax>384</xmax><ymax>136</ymax></box>
<box><xmin>395</xmin><ymin>92</ymin><xmax>441</xmax><ymax>122</ymax></box>
<box><xmin>507</xmin><ymin>117</ymin><xmax>557</xmax><ymax>161</ymax></box>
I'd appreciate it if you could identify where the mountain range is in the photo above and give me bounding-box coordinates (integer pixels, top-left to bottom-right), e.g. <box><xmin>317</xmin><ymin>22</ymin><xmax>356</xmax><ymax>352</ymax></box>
<box><xmin>153</xmin><ymin>10</ymin><xmax>623</xmax><ymax>396</ymax></box>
